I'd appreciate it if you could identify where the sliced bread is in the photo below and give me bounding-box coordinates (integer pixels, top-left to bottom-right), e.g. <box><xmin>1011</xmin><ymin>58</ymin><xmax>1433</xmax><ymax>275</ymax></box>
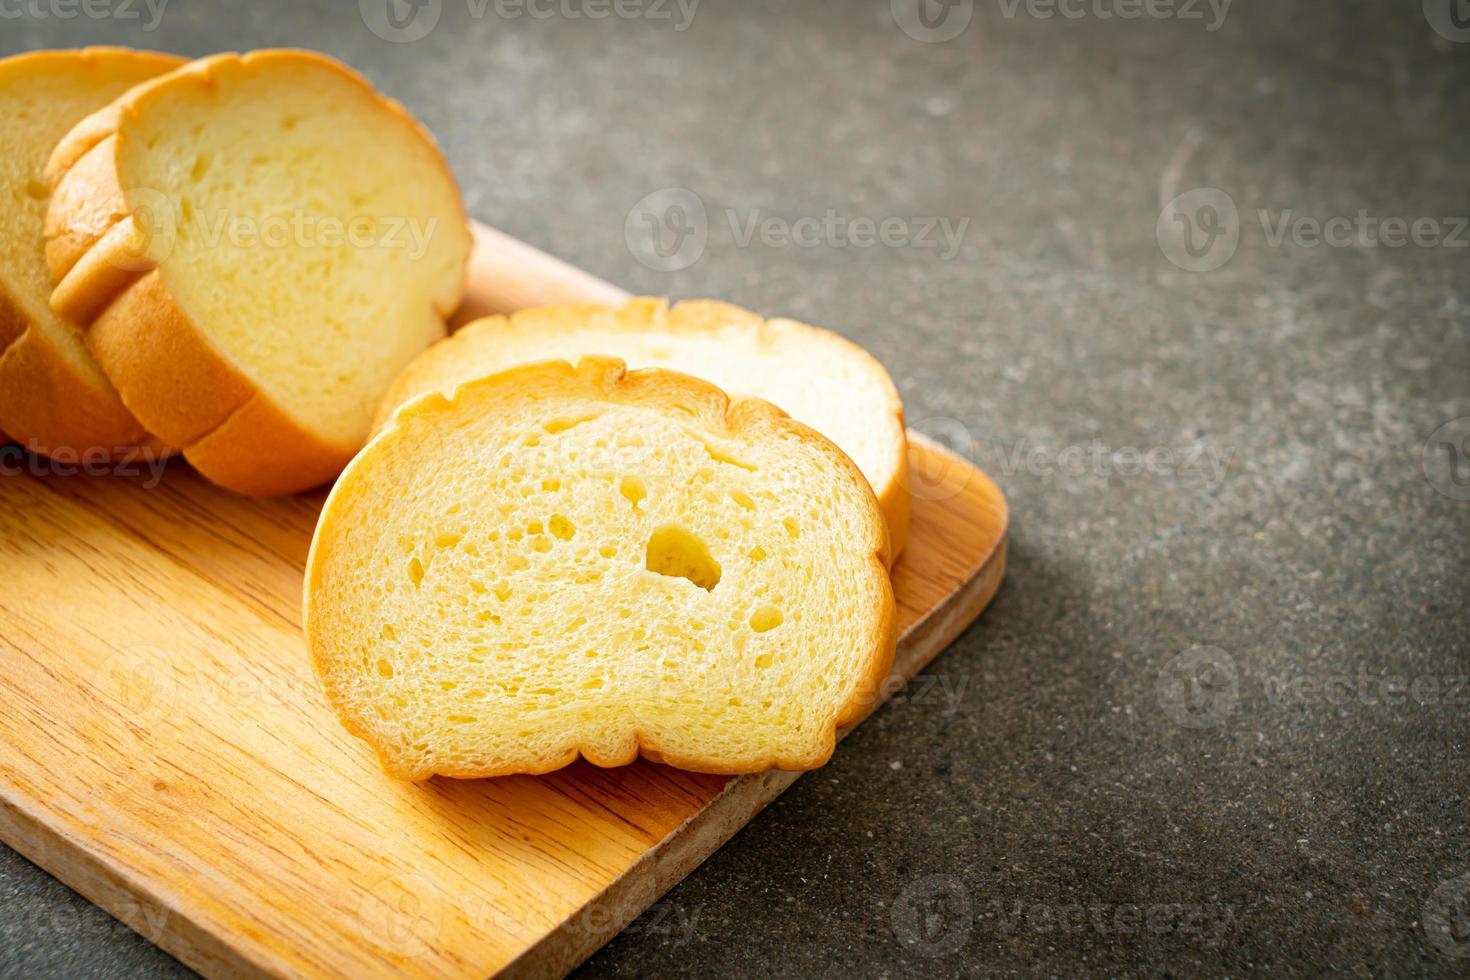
<box><xmin>44</xmin><ymin>49</ymin><xmax>472</xmax><ymax>495</ymax></box>
<box><xmin>306</xmin><ymin>357</ymin><xmax>896</xmax><ymax>779</ymax></box>
<box><xmin>0</xmin><ymin>48</ymin><xmax>182</xmax><ymax>460</ymax></box>
<box><xmin>375</xmin><ymin>298</ymin><xmax>912</xmax><ymax>558</ymax></box>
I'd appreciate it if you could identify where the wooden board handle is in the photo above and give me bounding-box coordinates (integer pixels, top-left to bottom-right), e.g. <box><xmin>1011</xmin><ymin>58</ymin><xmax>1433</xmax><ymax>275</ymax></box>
<box><xmin>454</xmin><ymin>222</ymin><xmax>633</xmax><ymax>324</ymax></box>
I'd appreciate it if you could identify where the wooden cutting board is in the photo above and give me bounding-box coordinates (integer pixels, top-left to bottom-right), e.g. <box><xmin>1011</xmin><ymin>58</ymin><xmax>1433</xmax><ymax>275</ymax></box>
<box><xmin>0</xmin><ymin>224</ymin><xmax>1008</xmax><ymax>979</ymax></box>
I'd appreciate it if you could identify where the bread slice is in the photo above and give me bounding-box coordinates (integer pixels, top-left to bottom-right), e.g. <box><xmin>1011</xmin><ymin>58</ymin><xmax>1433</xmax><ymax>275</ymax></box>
<box><xmin>44</xmin><ymin>49</ymin><xmax>472</xmax><ymax>495</ymax></box>
<box><xmin>376</xmin><ymin>298</ymin><xmax>912</xmax><ymax>558</ymax></box>
<box><xmin>0</xmin><ymin>48</ymin><xmax>182</xmax><ymax>460</ymax></box>
<box><xmin>306</xmin><ymin>357</ymin><xmax>896</xmax><ymax>779</ymax></box>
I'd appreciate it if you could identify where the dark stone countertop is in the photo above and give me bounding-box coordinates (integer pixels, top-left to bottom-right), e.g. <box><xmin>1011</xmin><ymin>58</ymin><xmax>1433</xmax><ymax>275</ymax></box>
<box><xmin>2</xmin><ymin>1</ymin><xmax>1467</xmax><ymax>976</ymax></box>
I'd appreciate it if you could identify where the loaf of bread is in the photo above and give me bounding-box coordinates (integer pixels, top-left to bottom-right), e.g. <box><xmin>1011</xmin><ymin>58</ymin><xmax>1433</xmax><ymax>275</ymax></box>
<box><xmin>44</xmin><ymin>49</ymin><xmax>472</xmax><ymax>495</ymax></box>
<box><xmin>306</xmin><ymin>357</ymin><xmax>896</xmax><ymax>779</ymax></box>
<box><xmin>376</xmin><ymin>298</ymin><xmax>912</xmax><ymax>557</ymax></box>
<box><xmin>0</xmin><ymin>48</ymin><xmax>182</xmax><ymax>459</ymax></box>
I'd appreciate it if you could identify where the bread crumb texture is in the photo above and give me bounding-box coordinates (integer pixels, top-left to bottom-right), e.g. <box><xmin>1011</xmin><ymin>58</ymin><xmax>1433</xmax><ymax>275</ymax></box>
<box><xmin>307</xmin><ymin>357</ymin><xmax>895</xmax><ymax>780</ymax></box>
<box><xmin>376</xmin><ymin>297</ymin><xmax>911</xmax><ymax>557</ymax></box>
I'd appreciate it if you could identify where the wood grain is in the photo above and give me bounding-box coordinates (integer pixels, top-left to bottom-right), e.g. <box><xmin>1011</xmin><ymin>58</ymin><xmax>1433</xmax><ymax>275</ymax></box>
<box><xmin>454</xmin><ymin>224</ymin><xmax>632</xmax><ymax>323</ymax></box>
<box><xmin>0</xmin><ymin>223</ymin><xmax>1007</xmax><ymax>978</ymax></box>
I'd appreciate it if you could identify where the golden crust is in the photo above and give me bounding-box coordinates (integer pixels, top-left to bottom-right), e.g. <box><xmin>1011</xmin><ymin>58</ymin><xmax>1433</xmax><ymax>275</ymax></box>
<box><xmin>376</xmin><ymin>297</ymin><xmax>912</xmax><ymax>558</ymax></box>
<box><xmin>306</xmin><ymin>357</ymin><xmax>897</xmax><ymax>780</ymax></box>
<box><xmin>0</xmin><ymin>281</ymin><xmax>167</xmax><ymax>458</ymax></box>
<box><xmin>43</xmin><ymin>49</ymin><xmax>470</xmax><ymax>496</ymax></box>
<box><xmin>0</xmin><ymin>48</ymin><xmax>183</xmax><ymax>461</ymax></box>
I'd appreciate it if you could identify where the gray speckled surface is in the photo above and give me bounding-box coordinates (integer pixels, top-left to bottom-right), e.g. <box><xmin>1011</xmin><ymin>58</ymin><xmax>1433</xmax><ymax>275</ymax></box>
<box><xmin>2</xmin><ymin>1</ymin><xmax>1468</xmax><ymax>976</ymax></box>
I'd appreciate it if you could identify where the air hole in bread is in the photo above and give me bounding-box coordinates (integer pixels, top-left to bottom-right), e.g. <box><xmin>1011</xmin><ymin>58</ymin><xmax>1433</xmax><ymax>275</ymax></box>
<box><xmin>700</xmin><ymin>441</ymin><xmax>757</xmax><ymax>471</ymax></box>
<box><xmin>645</xmin><ymin>525</ymin><xmax>721</xmax><ymax>591</ymax></box>
<box><xmin>407</xmin><ymin>556</ymin><xmax>425</xmax><ymax>587</ymax></box>
<box><xmin>750</xmin><ymin>606</ymin><xmax>784</xmax><ymax>633</ymax></box>
<box><xmin>620</xmin><ymin>476</ymin><xmax>646</xmax><ymax>509</ymax></box>
<box><xmin>544</xmin><ymin>415</ymin><xmax>597</xmax><ymax>435</ymax></box>
<box><xmin>730</xmin><ymin>490</ymin><xmax>756</xmax><ymax>511</ymax></box>
<box><xmin>549</xmin><ymin>514</ymin><xmax>576</xmax><ymax>540</ymax></box>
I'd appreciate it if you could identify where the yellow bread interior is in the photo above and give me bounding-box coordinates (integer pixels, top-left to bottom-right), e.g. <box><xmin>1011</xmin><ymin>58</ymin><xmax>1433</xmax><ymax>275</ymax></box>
<box><xmin>307</xmin><ymin>357</ymin><xmax>896</xmax><ymax>780</ymax></box>
<box><xmin>0</xmin><ymin>48</ymin><xmax>181</xmax><ymax>452</ymax></box>
<box><xmin>377</xmin><ymin>298</ymin><xmax>911</xmax><ymax>556</ymax></box>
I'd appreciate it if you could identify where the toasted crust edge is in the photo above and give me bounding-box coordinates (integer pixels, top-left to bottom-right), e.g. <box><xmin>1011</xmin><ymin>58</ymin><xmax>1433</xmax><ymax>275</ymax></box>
<box><xmin>0</xmin><ymin>278</ymin><xmax>169</xmax><ymax>459</ymax></box>
<box><xmin>43</xmin><ymin>49</ymin><xmax>470</xmax><ymax>496</ymax></box>
<box><xmin>306</xmin><ymin>356</ymin><xmax>897</xmax><ymax>780</ymax></box>
<box><xmin>375</xmin><ymin>297</ymin><xmax>912</xmax><ymax>557</ymax></box>
<box><xmin>0</xmin><ymin>48</ymin><xmax>184</xmax><ymax>460</ymax></box>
